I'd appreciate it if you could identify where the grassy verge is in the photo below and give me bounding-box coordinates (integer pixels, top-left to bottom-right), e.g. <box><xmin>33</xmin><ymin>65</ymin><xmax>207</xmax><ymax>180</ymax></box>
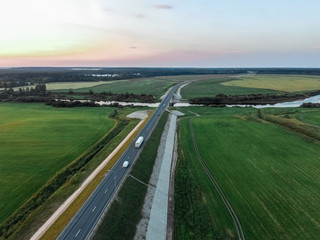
<box><xmin>93</xmin><ymin>111</ymin><xmax>169</xmax><ymax>240</ymax></box>
<box><xmin>175</xmin><ymin>107</ymin><xmax>320</xmax><ymax>239</ymax></box>
<box><xmin>258</xmin><ymin>108</ymin><xmax>320</xmax><ymax>141</ymax></box>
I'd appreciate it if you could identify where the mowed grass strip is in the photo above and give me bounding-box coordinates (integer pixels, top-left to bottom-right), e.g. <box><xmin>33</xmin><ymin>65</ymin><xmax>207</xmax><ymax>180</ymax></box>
<box><xmin>93</xmin><ymin>111</ymin><xmax>169</xmax><ymax>240</ymax></box>
<box><xmin>0</xmin><ymin>103</ymin><xmax>116</xmax><ymax>224</ymax></box>
<box><xmin>298</xmin><ymin>110</ymin><xmax>320</xmax><ymax>126</ymax></box>
<box><xmin>223</xmin><ymin>74</ymin><xmax>320</xmax><ymax>92</ymax></box>
<box><xmin>40</xmin><ymin>111</ymin><xmax>154</xmax><ymax>240</ymax></box>
<box><xmin>176</xmin><ymin>107</ymin><xmax>320</xmax><ymax>239</ymax></box>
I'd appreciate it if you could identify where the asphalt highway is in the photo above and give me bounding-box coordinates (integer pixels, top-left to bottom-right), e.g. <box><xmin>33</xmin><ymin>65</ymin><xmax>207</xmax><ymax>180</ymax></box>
<box><xmin>57</xmin><ymin>84</ymin><xmax>180</xmax><ymax>240</ymax></box>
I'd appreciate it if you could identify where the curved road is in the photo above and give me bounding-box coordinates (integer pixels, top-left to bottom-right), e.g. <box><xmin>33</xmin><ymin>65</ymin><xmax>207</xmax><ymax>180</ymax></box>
<box><xmin>57</xmin><ymin>84</ymin><xmax>181</xmax><ymax>240</ymax></box>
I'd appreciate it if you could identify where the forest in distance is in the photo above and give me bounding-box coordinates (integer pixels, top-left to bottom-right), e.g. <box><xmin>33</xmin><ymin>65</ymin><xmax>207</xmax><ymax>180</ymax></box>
<box><xmin>1</xmin><ymin>67</ymin><xmax>320</xmax><ymax>88</ymax></box>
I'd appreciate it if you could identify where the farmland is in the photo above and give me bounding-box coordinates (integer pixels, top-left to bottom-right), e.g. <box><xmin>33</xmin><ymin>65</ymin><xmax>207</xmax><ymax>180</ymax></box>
<box><xmin>175</xmin><ymin>107</ymin><xmax>320</xmax><ymax>239</ymax></box>
<box><xmin>7</xmin><ymin>81</ymin><xmax>120</xmax><ymax>91</ymax></box>
<box><xmin>298</xmin><ymin>110</ymin><xmax>320</xmax><ymax>126</ymax></box>
<box><xmin>181</xmin><ymin>74</ymin><xmax>320</xmax><ymax>100</ymax></box>
<box><xmin>222</xmin><ymin>74</ymin><xmax>320</xmax><ymax>92</ymax></box>
<box><xmin>180</xmin><ymin>75</ymin><xmax>280</xmax><ymax>99</ymax></box>
<box><xmin>71</xmin><ymin>75</ymin><xmax>223</xmax><ymax>98</ymax></box>
<box><xmin>0</xmin><ymin>103</ymin><xmax>118</xmax><ymax>224</ymax></box>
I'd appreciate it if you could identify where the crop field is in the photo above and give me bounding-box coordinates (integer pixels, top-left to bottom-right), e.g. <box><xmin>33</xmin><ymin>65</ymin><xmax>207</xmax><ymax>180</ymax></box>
<box><xmin>180</xmin><ymin>76</ymin><xmax>279</xmax><ymax>99</ymax></box>
<box><xmin>9</xmin><ymin>81</ymin><xmax>121</xmax><ymax>91</ymax></box>
<box><xmin>260</xmin><ymin>107</ymin><xmax>320</xmax><ymax>127</ymax></box>
<box><xmin>222</xmin><ymin>74</ymin><xmax>320</xmax><ymax>92</ymax></box>
<box><xmin>0</xmin><ymin>103</ymin><xmax>118</xmax><ymax>224</ymax></box>
<box><xmin>175</xmin><ymin>107</ymin><xmax>320</xmax><ymax>239</ymax></box>
<box><xmin>298</xmin><ymin>110</ymin><xmax>320</xmax><ymax>126</ymax></box>
<box><xmin>72</xmin><ymin>75</ymin><xmax>223</xmax><ymax>98</ymax></box>
<box><xmin>279</xmin><ymin>108</ymin><xmax>320</xmax><ymax>127</ymax></box>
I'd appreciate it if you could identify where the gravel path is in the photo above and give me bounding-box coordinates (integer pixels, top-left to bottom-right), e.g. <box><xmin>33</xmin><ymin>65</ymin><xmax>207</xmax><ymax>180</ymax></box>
<box><xmin>175</xmin><ymin>82</ymin><xmax>190</xmax><ymax>99</ymax></box>
<box><xmin>127</xmin><ymin>110</ymin><xmax>151</xmax><ymax>120</ymax></box>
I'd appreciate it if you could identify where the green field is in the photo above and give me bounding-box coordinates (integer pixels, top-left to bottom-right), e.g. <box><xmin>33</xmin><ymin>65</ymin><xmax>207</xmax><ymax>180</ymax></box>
<box><xmin>223</xmin><ymin>74</ymin><xmax>320</xmax><ymax>92</ymax></box>
<box><xmin>299</xmin><ymin>110</ymin><xmax>320</xmax><ymax>126</ymax></box>
<box><xmin>9</xmin><ymin>81</ymin><xmax>121</xmax><ymax>91</ymax></box>
<box><xmin>71</xmin><ymin>75</ymin><xmax>221</xmax><ymax>98</ymax></box>
<box><xmin>181</xmin><ymin>74</ymin><xmax>320</xmax><ymax>100</ymax></box>
<box><xmin>0</xmin><ymin>103</ymin><xmax>117</xmax><ymax>223</ymax></box>
<box><xmin>175</xmin><ymin>107</ymin><xmax>320</xmax><ymax>239</ymax></box>
<box><xmin>181</xmin><ymin>76</ymin><xmax>280</xmax><ymax>99</ymax></box>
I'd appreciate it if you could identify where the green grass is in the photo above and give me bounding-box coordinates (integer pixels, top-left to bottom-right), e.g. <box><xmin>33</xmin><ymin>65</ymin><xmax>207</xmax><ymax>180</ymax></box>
<box><xmin>93</xmin><ymin>112</ymin><xmax>169</xmax><ymax>240</ymax></box>
<box><xmin>10</xmin><ymin>81</ymin><xmax>121</xmax><ymax>91</ymax></box>
<box><xmin>8</xmin><ymin>116</ymin><xmax>140</xmax><ymax>240</ymax></box>
<box><xmin>181</xmin><ymin>77</ymin><xmax>280</xmax><ymax>99</ymax></box>
<box><xmin>70</xmin><ymin>77</ymin><xmax>179</xmax><ymax>98</ymax></box>
<box><xmin>0</xmin><ymin>103</ymin><xmax>116</xmax><ymax>224</ymax></box>
<box><xmin>223</xmin><ymin>74</ymin><xmax>320</xmax><ymax>92</ymax></box>
<box><xmin>296</xmin><ymin>109</ymin><xmax>320</xmax><ymax>127</ymax></box>
<box><xmin>174</xmin><ymin>127</ymin><xmax>236</xmax><ymax>239</ymax></box>
<box><xmin>70</xmin><ymin>75</ymin><xmax>223</xmax><ymax>98</ymax></box>
<box><xmin>259</xmin><ymin>108</ymin><xmax>320</xmax><ymax>140</ymax></box>
<box><xmin>175</xmin><ymin>107</ymin><xmax>320</xmax><ymax>239</ymax></box>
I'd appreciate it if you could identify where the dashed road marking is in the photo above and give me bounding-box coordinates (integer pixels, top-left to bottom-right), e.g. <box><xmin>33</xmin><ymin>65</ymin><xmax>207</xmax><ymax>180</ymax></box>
<box><xmin>75</xmin><ymin>229</ymin><xmax>81</xmax><ymax>237</ymax></box>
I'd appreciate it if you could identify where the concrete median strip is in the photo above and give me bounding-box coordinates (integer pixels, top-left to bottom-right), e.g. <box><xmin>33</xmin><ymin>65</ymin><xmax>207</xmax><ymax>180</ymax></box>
<box><xmin>30</xmin><ymin>117</ymin><xmax>149</xmax><ymax>240</ymax></box>
<box><xmin>146</xmin><ymin>114</ymin><xmax>177</xmax><ymax>240</ymax></box>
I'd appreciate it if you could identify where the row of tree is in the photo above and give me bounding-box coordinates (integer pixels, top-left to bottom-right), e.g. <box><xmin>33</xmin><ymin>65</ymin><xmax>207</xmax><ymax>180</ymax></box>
<box><xmin>301</xmin><ymin>103</ymin><xmax>320</xmax><ymax>108</ymax></box>
<box><xmin>190</xmin><ymin>90</ymin><xmax>320</xmax><ymax>105</ymax></box>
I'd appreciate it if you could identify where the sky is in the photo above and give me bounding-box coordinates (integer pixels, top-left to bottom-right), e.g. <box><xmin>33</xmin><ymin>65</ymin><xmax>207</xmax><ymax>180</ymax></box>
<box><xmin>0</xmin><ymin>0</ymin><xmax>319</xmax><ymax>67</ymax></box>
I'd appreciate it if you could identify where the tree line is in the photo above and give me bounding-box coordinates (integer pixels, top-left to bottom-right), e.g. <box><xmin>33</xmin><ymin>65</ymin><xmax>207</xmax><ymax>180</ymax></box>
<box><xmin>190</xmin><ymin>90</ymin><xmax>320</xmax><ymax>106</ymax></box>
<box><xmin>0</xmin><ymin>84</ymin><xmax>156</xmax><ymax>107</ymax></box>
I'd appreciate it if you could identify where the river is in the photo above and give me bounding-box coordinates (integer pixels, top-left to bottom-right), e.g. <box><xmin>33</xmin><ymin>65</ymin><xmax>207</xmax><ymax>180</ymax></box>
<box><xmin>93</xmin><ymin>94</ymin><xmax>320</xmax><ymax>108</ymax></box>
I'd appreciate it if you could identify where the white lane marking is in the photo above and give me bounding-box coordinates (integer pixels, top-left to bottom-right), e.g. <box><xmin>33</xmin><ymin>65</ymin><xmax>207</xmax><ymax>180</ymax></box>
<box><xmin>75</xmin><ymin>229</ymin><xmax>81</xmax><ymax>237</ymax></box>
<box><xmin>92</xmin><ymin>206</ymin><xmax>96</xmax><ymax>212</ymax></box>
<box><xmin>104</xmin><ymin>189</ymin><xmax>108</xmax><ymax>194</ymax></box>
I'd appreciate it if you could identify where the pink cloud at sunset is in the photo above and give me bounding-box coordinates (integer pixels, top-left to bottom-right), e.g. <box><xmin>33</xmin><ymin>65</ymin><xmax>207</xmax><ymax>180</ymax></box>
<box><xmin>0</xmin><ymin>0</ymin><xmax>319</xmax><ymax>67</ymax></box>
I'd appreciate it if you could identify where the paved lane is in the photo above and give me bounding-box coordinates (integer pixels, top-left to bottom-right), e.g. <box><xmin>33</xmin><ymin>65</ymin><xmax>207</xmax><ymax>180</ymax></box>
<box><xmin>57</xmin><ymin>84</ymin><xmax>181</xmax><ymax>240</ymax></box>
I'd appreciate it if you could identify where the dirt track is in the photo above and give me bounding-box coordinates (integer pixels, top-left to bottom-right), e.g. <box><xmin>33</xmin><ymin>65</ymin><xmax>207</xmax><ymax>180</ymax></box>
<box><xmin>188</xmin><ymin>116</ymin><xmax>246</xmax><ymax>240</ymax></box>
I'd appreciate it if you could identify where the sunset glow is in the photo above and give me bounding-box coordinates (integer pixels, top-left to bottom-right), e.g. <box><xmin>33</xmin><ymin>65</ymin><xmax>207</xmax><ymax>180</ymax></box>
<box><xmin>0</xmin><ymin>0</ymin><xmax>319</xmax><ymax>67</ymax></box>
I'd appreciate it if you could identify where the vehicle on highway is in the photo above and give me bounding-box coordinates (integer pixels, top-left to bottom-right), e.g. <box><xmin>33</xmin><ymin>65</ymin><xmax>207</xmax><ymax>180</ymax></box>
<box><xmin>135</xmin><ymin>136</ymin><xmax>144</xmax><ymax>148</ymax></box>
<box><xmin>122</xmin><ymin>161</ymin><xmax>129</xmax><ymax>168</ymax></box>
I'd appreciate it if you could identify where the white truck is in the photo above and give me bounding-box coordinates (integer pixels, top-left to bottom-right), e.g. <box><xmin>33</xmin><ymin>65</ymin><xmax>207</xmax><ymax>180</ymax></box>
<box><xmin>122</xmin><ymin>161</ymin><xmax>129</xmax><ymax>168</ymax></box>
<box><xmin>135</xmin><ymin>136</ymin><xmax>144</xmax><ymax>148</ymax></box>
